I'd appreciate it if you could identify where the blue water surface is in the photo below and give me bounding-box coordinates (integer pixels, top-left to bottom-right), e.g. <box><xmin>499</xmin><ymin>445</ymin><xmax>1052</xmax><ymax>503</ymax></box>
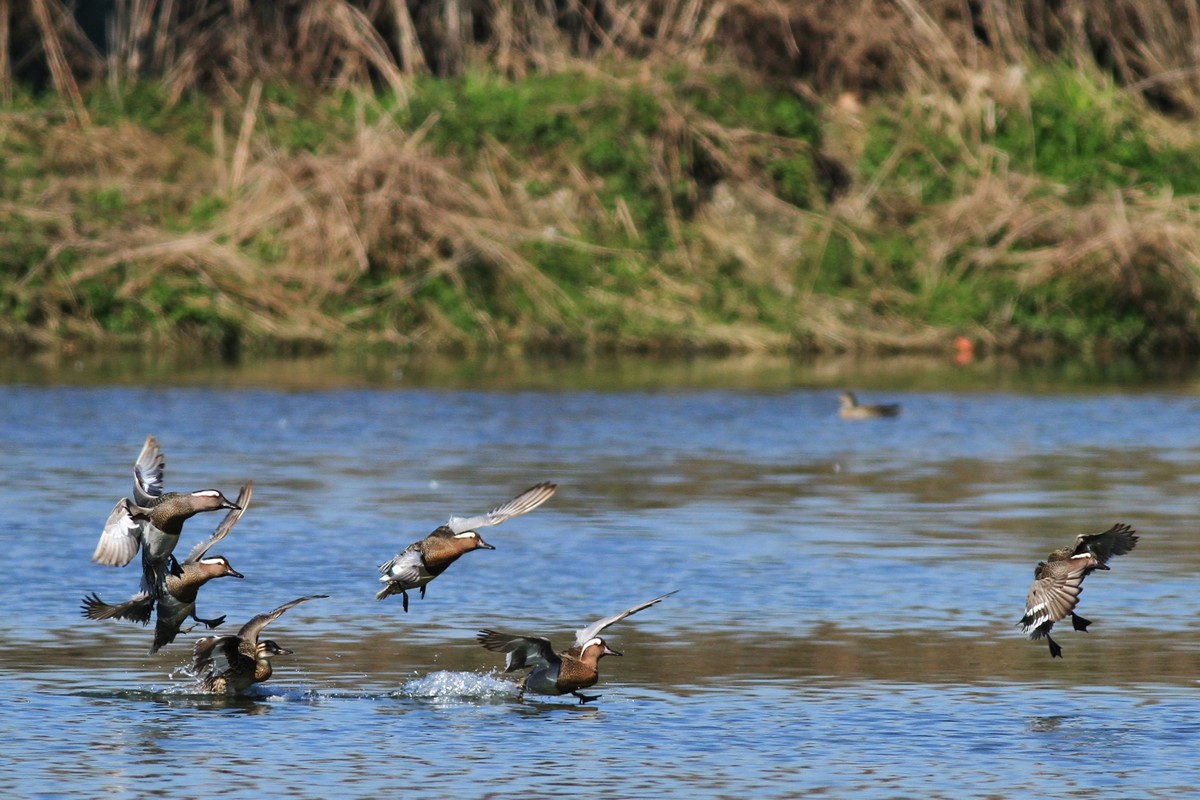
<box><xmin>1</xmin><ymin>379</ymin><xmax>1199</xmax><ymax>798</ymax></box>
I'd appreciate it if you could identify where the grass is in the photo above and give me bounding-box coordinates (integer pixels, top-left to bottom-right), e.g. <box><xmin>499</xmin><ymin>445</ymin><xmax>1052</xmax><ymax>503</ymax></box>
<box><xmin>7</xmin><ymin>1</ymin><xmax>1200</xmax><ymax>357</ymax></box>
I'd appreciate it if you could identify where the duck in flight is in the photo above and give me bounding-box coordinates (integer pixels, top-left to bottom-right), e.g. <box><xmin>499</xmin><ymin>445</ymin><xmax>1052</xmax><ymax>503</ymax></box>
<box><xmin>1018</xmin><ymin>523</ymin><xmax>1138</xmax><ymax>658</ymax></box>
<box><xmin>377</xmin><ymin>482</ymin><xmax>557</xmax><ymax>610</ymax></box>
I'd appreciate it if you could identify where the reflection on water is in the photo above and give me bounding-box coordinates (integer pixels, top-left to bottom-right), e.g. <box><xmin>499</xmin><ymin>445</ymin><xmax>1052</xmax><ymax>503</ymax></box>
<box><xmin>8</xmin><ymin>349</ymin><xmax>1200</xmax><ymax>392</ymax></box>
<box><xmin>1028</xmin><ymin>715</ymin><xmax>1068</xmax><ymax>733</ymax></box>
<box><xmin>2</xmin><ymin>364</ymin><xmax>1200</xmax><ymax>798</ymax></box>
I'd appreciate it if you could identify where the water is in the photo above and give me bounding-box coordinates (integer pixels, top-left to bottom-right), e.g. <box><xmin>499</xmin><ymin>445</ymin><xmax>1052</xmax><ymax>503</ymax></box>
<box><xmin>2</xmin><ymin>364</ymin><xmax>1199</xmax><ymax>798</ymax></box>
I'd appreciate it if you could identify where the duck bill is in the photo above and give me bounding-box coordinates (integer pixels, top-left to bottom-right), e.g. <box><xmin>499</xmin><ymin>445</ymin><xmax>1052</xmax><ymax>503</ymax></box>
<box><xmin>603</xmin><ymin>645</ymin><xmax>623</xmax><ymax>657</ymax></box>
<box><xmin>227</xmin><ymin>567</ymin><xmax>245</xmax><ymax>579</ymax></box>
<box><xmin>276</xmin><ymin>646</ymin><xmax>295</xmax><ymax>656</ymax></box>
<box><xmin>477</xmin><ymin>536</ymin><xmax>496</xmax><ymax>550</ymax></box>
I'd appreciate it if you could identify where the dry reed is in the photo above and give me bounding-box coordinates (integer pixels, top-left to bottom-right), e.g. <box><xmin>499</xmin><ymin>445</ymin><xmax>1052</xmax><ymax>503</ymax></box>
<box><xmin>8</xmin><ymin>1</ymin><xmax>1200</xmax><ymax>354</ymax></box>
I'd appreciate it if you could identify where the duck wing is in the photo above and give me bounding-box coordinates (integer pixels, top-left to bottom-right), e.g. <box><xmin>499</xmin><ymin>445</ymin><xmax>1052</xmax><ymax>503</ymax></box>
<box><xmin>132</xmin><ymin>435</ymin><xmax>165</xmax><ymax>505</ymax></box>
<box><xmin>446</xmin><ymin>482</ymin><xmax>557</xmax><ymax>534</ymax></box>
<box><xmin>236</xmin><ymin>594</ymin><xmax>327</xmax><ymax>643</ymax></box>
<box><xmin>80</xmin><ymin>590</ymin><xmax>154</xmax><ymax>625</ymax></box>
<box><xmin>574</xmin><ymin>590</ymin><xmax>678</xmax><ymax>647</ymax></box>
<box><xmin>193</xmin><ymin>633</ymin><xmax>243</xmax><ymax>678</ymax></box>
<box><xmin>182</xmin><ymin>482</ymin><xmax>253</xmax><ymax>565</ymax></box>
<box><xmin>1019</xmin><ymin>561</ymin><xmax>1089</xmax><ymax>636</ymax></box>
<box><xmin>378</xmin><ymin>542</ymin><xmax>426</xmax><ymax>582</ymax></box>
<box><xmin>92</xmin><ymin>497</ymin><xmax>149</xmax><ymax>567</ymax></box>
<box><xmin>476</xmin><ymin>630</ymin><xmax>560</xmax><ymax>671</ymax></box>
<box><xmin>1074</xmin><ymin>523</ymin><xmax>1138</xmax><ymax>566</ymax></box>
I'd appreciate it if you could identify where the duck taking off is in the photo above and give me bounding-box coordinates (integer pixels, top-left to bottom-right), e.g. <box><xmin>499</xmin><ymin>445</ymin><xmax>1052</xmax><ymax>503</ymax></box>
<box><xmin>477</xmin><ymin>590</ymin><xmax>676</xmax><ymax>704</ymax></box>
<box><xmin>192</xmin><ymin>594</ymin><xmax>327</xmax><ymax>694</ymax></box>
<box><xmin>92</xmin><ymin>435</ymin><xmax>242</xmax><ymax>601</ymax></box>
<box><xmin>82</xmin><ymin>482</ymin><xmax>252</xmax><ymax>654</ymax></box>
<box><xmin>377</xmin><ymin>482</ymin><xmax>557</xmax><ymax>610</ymax></box>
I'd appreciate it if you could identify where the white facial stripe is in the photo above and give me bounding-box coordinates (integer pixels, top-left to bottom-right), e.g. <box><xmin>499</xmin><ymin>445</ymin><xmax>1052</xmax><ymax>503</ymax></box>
<box><xmin>453</xmin><ymin>531</ymin><xmax>477</xmax><ymax>539</ymax></box>
<box><xmin>199</xmin><ymin>556</ymin><xmax>226</xmax><ymax>565</ymax></box>
<box><xmin>194</xmin><ymin>490</ymin><xmax>222</xmax><ymax>498</ymax></box>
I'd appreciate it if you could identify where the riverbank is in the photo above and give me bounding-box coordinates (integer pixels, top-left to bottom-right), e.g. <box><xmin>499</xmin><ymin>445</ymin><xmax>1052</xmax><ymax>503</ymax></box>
<box><xmin>8</xmin><ymin>346</ymin><xmax>1199</xmax><ymax>396</ymax></box>
<box><xmin>6</xmin><ymin>1</ymin><xmax>1200</xmax><ymax>358</ymax></box>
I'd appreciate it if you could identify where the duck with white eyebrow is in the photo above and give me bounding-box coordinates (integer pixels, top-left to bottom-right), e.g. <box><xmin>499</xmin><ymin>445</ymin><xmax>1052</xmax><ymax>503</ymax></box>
<box><xmin>376</xmin><ymin>482</ymin><xmax>557</xmax><ymax>611</ymax></box>
<box><xmin>92</xmin><ymin>435</ymin><xmax>242</xmax><ymax>599</ymax></box>
<box><xmin>192</xmin><ymin>594</ymin><xmax>327</xmax><ymax>694</ymax></box>
<box><xmin>477</xmin><ymin>591</ymin><xmax>677</xmax><ymax>704</ymax></box>
<box><xmin>82</xmin><ymin>482</ymin><xmax>253</xmax><ymax>654</ymax></box>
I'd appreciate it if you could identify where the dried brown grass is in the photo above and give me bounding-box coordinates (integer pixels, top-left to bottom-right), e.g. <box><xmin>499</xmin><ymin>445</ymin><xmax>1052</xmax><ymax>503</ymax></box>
<box><xmin>10</xmin><ymin>1</ymin><xmax>1200</xmax><ymax>354</ymax></box>
<box><xmin>16</xmin><ymin>93</ymin><xmax>609</xmax><ymax>349</ymax></box>
<box><xmin>717</xmin><ymin>0</ymin><xmax>1200</xmax><ymax>117</ymax></box>
<box><xmin>13</xmin><ymin>1</ymin><xmax>1200</xmax><ymax>112</ymax></box>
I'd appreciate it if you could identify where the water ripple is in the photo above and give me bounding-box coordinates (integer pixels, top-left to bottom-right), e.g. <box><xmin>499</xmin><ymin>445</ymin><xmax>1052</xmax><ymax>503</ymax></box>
<box><xmin>3</xmin><ymin>382</ymin><xmax>1200</xmax><ymax>798</ymax></box>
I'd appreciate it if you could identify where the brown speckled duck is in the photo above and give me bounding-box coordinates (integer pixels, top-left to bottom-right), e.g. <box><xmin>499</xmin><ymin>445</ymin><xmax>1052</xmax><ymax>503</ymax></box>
<box><xmin>838</xmin><ymin>391</ymin><xmax>901</xmax><ymax>420</ymax></box>
<box><xmin>1019</xmin><ymin>523</ymin><xmax>1138</xmax><ymax>658</ymax></box>
<box><xmin>192</xmin><ymin>594</ymin><xmax>326</xmax><ymax>694</ymax></box>
<box><xmin>477</xmin><ymin>590</ymin><xmax>676</xmax><ymax>704</ymax></box>
<box><xmin>377</xmin><ymin>482</ymin><xmax>557</xmax><ymax>610</ymax></box>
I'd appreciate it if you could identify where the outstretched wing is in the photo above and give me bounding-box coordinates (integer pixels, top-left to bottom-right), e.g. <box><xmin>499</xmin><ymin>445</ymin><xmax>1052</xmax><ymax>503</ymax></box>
<box><xmin>477</xmin><ymin>629</ymin><xmax>560</xmax><ymax>671</ymax></box>
<box><xmin>574</xmin><ymin>590</ymin><xmax>678</xmax><ymax>648</ymax></box>
<box><xmin>80</xmin><ymin>590</ymin><xmax>154</xmax><ymax>625</ymax></box>
<box><xmin>132</xmin><ymin>435</ymin><xmax>165</xmax><ymax>505</ymax></box>
<box><xmin>236</xmin><ymin>594</ymin><xmax>328</xmax><ymax>643</ymax></box>
<box><xmin>1075</xmin><ymin>523</ymin><xmax>1138</xmax><ymax>567</ymax></box>
<box><xmin>1019</xmin><ymin>562</ymin><xmax>1088</xmax><ymax>637</ymax></box>
<box><xmin>446</xmin><ymin>482</ymin><xmax>557</xmax><ymax>534</ymax></box>
<box><xmin>182</xmin><ymin>482</ymin><xmax>253</xmax><ymax>565</ymax></box>
<box><xmin>92</xmin><ymin>498</ymin><xmax>147</xmax><ymax>567</ymax></box>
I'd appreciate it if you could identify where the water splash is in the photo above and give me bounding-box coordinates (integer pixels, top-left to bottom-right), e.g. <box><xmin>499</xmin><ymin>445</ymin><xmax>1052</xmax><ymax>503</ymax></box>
<box><xmin>396</xmin><ymin>670</ymin><xmax>520</xmax><ymax>701</ymax></box>
<box><xmin>168</xmin><ymin>662</ymin><xmax>199</xmax><ymax>682</ymax></box>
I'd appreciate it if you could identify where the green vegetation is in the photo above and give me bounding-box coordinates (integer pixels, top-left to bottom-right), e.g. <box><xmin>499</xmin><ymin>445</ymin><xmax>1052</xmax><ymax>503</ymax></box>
<box><xmin>7</xmin><ymin>1</ymin><xmax>1200</xmax><ymax>358</ymax></box>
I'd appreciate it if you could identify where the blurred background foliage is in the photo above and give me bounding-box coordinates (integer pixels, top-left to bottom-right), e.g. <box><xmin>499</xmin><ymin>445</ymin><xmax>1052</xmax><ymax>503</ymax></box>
<box><xmin>6</xmin><ymin>1</ymin><xmax>1200</xmax><ymax>359</ymax></box>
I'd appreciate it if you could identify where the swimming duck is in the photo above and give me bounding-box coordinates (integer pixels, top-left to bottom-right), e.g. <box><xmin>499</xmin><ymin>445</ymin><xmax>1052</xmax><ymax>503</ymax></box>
<box><xmin>1019</xmin><ymin>523</ymin><xmax>1138</xmax><ymax>658</ymax></box>
<box><xmin>838</xmin><ymin>391</ymin><xmax>901</xmax><ymax>419</ymax></box>
<box><xmin>477</xmin><ymin>590</ymin><xmax>676</xmax><ymax>704</ymax></box>
<box><xmin>81</xmin><ymin>482</ymin><xmax>252</xmax><ymax>653</ymax></box>
<box><xmin>377</xmin><ymin>481</ymin><xmax>557</xmax><ymax>610</ymax></box>
<box><xmin>192</xmin><ymin>594</ymin><xmax>327</xmax><ymax>694</ymax></box>
<box><xmin>93</xmin><ymin>436</ymin><xmax>241</xmax><ymax>598</ymax></box>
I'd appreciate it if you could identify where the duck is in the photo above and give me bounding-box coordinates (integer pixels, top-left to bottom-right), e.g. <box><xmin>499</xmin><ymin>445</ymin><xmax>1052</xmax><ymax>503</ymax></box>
<box><xmin>1019</xmin><ymin>523</ymin><xmax>1138</xmax><ymax>658</ymax></box>
<box><xmin>377</xmin><ymin>481</ymin><xmax>557</xmax><ymax>610</ymax></box>
<box><xmin>192</xmin><ymin>594</ymin><xmax>327</xmax><ymax>694</ymax></box>
<box><xmin>92</xmin><ymin>436</ymin><xmax>242</xmax><ymax>598</ymax></box>
<box><xmin>81</xmin><ymin>482</ymin><xmax>252</xmax><ymax>653</ymax></box>
<box><xmin>477</xmin><ymin>590</ymin><xmax>676</xmax><ymax>704</ymax></box>
<box><xmin>838</xmin><ymin>391</ymin><xmax>901</xmax><ymax>419</ymax></box>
